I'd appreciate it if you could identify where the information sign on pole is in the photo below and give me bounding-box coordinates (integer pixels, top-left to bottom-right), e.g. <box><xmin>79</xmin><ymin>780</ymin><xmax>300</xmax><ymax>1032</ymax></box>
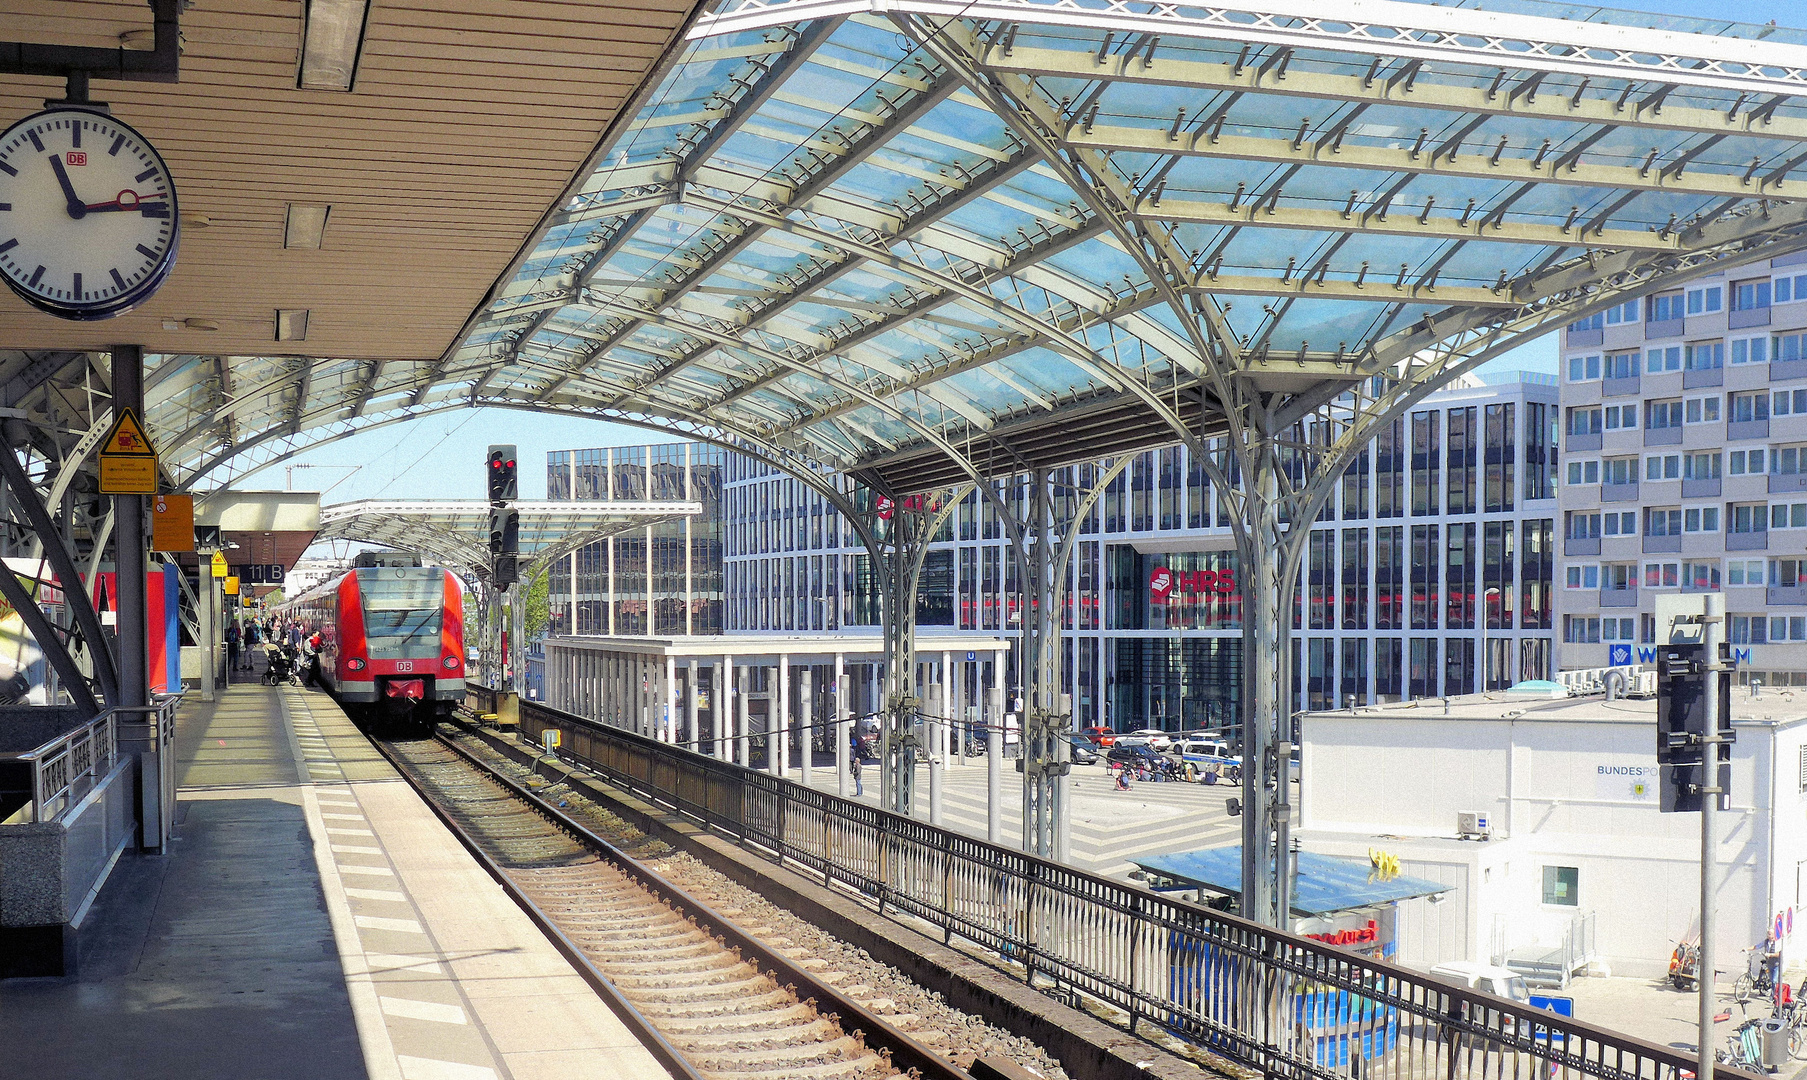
<box><xmin>98</xmin><ymin>406</ymin><xmax>160</xmax><ymax>495</ymax></box>
<box><xmin>224</xmin><ymin>576</ymin><xmax>240</xmax><ymax>597</ymax></box>
<box><xmin>210</xmin><ymin>551</ymin><xmax>228</xmax><ymax>578</ymax></box>
<box><xmin>150</xmin><ymin>494</ymin><xmax>195</xmax><ymax>551</ymax></box>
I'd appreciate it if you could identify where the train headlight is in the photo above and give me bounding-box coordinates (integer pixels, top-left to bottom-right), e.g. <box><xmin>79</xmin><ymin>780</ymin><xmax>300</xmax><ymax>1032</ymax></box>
<box><xmin>443</xmin><ymin>655</ymin><xmax>459</xmax><ymax>670</ymax></box>
<box><xmin>347</xmin><ymin>658</ymin><xmax>366</xmax><ymax>672</ymax></box>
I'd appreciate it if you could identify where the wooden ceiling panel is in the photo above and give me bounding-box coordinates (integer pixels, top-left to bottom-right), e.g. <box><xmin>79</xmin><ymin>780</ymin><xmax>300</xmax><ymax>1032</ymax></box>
<box><xmin>0</xmin><ymin>0</ymin><xmax>700</xmax><ymax>359</ymax></box>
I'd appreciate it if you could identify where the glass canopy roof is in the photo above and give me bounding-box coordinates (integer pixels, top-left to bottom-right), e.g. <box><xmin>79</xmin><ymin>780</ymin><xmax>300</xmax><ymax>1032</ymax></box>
<box><xmin>114</xmin><ymin>0</ymin><xmax>1807</xmax><ymax>493</ymax></box>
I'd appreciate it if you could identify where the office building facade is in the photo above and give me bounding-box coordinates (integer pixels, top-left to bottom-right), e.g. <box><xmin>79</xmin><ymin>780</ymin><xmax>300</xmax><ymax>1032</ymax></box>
<box><xmin>545</xmin><ymin>442</ymin><xmax>725</xmax><ymax>637</ymax></box>
<box><xmin>723</xmin><ymin>375</ymin><xmax>1559</xmax><ymax>732</ymax></box>
<box><xmin>1556</xmin><ymin>252</ymin><xmax>1807</xmax><ymax>686</ymax></box>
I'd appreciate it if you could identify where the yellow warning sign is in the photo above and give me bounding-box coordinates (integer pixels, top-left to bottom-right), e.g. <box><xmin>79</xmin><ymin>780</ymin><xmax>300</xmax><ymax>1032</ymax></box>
<box><xmin>224</xmin><ymin>576</ymin><xmax>240</xmax><ymax>596</ymax></box>
<box><xmin>101</xmin><ymin>407</ymin><xmax>157</xmax><ymax>456</ymax></box>
<box><xmin>99</xmin><ymin>455</ymin><xmax>157</xmax><ymax>494</ymax></box>
<box><xmin>210</xmin><ymin>551</ymin><xmax>228</xmax><ymax>578</ymax></box>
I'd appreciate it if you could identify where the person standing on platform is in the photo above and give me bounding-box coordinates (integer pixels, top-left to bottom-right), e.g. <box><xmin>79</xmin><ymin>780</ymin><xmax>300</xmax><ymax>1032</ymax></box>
<box><xmin>850</xmin><ymin>737</ymin><xmax>864</xmax><ymax>797</ymax></box>
<box><xmin>225</xmin><ymin>622</ymin><xmax>240</xmax><ymax>684</ymax></box>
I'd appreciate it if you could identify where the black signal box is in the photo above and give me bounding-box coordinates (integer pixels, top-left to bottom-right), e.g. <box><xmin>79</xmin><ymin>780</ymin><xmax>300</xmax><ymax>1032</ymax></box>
<box><xmin>487</xmin><ymin>444</ymin><xmax>518</xmax><ymax>503</ymax></box>
<box><xmin>1655</xmin><ymin>642</ymin><xmax>1732</xmax><ymax>813</ymax></box>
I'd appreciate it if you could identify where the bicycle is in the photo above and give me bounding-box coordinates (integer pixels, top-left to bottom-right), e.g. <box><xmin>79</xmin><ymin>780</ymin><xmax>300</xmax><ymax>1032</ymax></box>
<box><xmin>1732</xmin><ymin>944</ymin><xmax>1775</xmax><ymax>1005</ymax></box>
<box><xmin>1716</xmin><ymin>1018</ymin><xmax>1765</xmax><ymax>1070</ymax></box>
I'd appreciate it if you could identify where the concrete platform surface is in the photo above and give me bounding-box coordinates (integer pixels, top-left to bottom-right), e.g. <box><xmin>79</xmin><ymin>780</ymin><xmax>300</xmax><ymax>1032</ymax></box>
<box><xmin>0</xmin><ymin>681</ymin><xmax>676</xmax><ymax>1080</ymax></box>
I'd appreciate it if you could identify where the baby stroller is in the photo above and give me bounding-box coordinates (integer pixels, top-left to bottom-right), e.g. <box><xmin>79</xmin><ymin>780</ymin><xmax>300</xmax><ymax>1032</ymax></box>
<box><xmin>264</xmin><ymin>643</ymin><xmax>299</xmax><ymax>686</ymax></box>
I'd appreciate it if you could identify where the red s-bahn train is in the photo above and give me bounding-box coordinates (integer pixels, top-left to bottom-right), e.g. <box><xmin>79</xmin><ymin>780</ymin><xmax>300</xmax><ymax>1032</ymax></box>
<box><xmin>280</xmin><ymin>554</ymin><xmax>465</xmax><ymax>732</ymax></box>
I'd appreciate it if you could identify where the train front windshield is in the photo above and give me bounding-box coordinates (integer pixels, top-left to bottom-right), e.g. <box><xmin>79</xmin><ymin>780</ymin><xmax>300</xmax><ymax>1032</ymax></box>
<box><xmin>356</xmin><ymin>570</ymin><xmax>444</xmax><ymax>659</ymax></box>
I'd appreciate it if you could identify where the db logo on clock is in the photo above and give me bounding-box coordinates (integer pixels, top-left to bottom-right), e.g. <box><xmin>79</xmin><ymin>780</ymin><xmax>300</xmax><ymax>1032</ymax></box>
<box><xmin>65</xmin><ymin>151</ymin><xmax>86</xmax><ymax>166</ymax></box>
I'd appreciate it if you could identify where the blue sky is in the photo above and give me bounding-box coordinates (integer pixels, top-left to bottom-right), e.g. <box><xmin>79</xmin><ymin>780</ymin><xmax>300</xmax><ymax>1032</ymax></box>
<box><xmin>254</xmin><ymin>0</ymin><xmax>1796</xmax><ymax>508</ymax></box>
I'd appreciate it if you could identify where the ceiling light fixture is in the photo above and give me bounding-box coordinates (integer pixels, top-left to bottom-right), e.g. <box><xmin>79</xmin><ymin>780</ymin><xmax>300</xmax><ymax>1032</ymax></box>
<box><xmin>284</xmin><ymin>203</ymin><xmax>330</xmax><ymax>248</ymax></box>
<box><xmin>275</xmin><ymin>309</ymin><xmax>310</xmax><ymax>342</ymax></box>
<box><xmin>297</xmin><ymin>0</ymin><xmax>372</xmax><ymax>92</ymax></box>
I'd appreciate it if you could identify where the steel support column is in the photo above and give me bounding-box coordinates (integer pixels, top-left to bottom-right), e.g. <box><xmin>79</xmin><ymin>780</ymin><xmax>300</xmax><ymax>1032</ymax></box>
<box><xmin>113</xmin><ymin>345</ymin><xmax>148</xmax><ymax>711</ymax></box>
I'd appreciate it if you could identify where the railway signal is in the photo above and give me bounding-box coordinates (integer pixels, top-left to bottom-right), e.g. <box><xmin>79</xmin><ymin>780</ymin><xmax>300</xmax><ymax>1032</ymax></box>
<box><xmin>487</xmin><ymin>444</ymin><xmax>518</xmax><ymax>503</ymax></box>
<box><xmin>488</xmin><ymin>506</ymin><xmax>519</xmax><ymax>557</ymax></box>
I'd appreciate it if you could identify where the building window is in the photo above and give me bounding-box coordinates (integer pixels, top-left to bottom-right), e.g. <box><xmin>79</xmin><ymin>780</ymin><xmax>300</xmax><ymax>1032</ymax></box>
<box><xmin>1566</xmin><ymin>460</ymin><xmax>1600</xmax><ymax>485</ymax></box>
<box><xmin>1412</xmin><ymin>411</ymin><xmax>1440</xmax><ymax>515</ymax></box>
<box><xmin>1566</xmin><ymin>564</ymin><xmax>1600</xmax><ymax>589</ymax></box>
<box><xmin>1733</xmin><ymin>278</ymin><xmax>1772</xmax><ymax>311</ymax></box>
<box><xmin>1648</xmin><ymin>292</ymin><xmax>1685</xmax><ymax>323</ymax></box>
<box><xmin>1485</xmin><ymin>403</ymin><xmax>1515</xmax><ymax>513</ymax></box>
<box><xmin>1375</xmin><ymin>638</ymin><xmax>1403</xmax><ymax>702</ymax></box>
<box><xmin>1568</xmin><ymin>406</ymin><xmax>1602</xmax><ymax>437</ymax></box>
<box><xmin>1685</xmin><ymin>396</ymin><xmax>1721</xmax><ymax>423</ymax></box>
<box><xmin>1728</xmin><ymin>560</ymin><xmax>1766</xmax><ymax>587</ymax></box>
<box><xmin>1376</xmin><ymin>418</ymin><xmax>1405</xmax><ymax>519</ymax></box>
<box><xmin>1779</xmin><ymin>333</ymin><xmax>1807</xmax><ymax>363</ymax></box>
<box><xmin>1686</xmin><ymin>285</ymin><xmax>1724</xmax><ymax>314</ymax></box>
<box><xmin>1602</xmin><ymin>510</ymin><xmax>1636</xmax><ymax>536</ymax></box>
<box><xmin>1569</xmin><ymin>312</ymin><xmax>1604</xmax><ymax>333</ymax></box>
<box><xmin>1484</xmin><ymin>521</ymin><xmax>1514</xmax><ymax>630</ymax></box>
<box><xmin>1604</xmin><ymin>351</ymin><xmax>1638</xmax><ymax>379</ymax></box>
<box><xmin>1542</xmin><ymin>866</ymin><xmax>1579</xmax><ymax>907</ymax></box>
<box><xmin>1342</xmin><ymin>528</ymin><xmax>1368</xmax><ymax>630</ymax></box>
<box><xmin>1684</xmin><ymin>341</ymin><xmax>1724</xmax><ymax>371</ymax></box>
<box><xmin>1521</xmin><ymin>520</ymin><xmax>1553</xmax><ymax>629</ymax></box>
<box><xmin>1567</xmin><ymin>354</ymin><xmax>1603</xmax><ymax>381</ymax></box>
<box><xmin>1446</xmin><ymin>523</ymin><xmax>1476</xmax><ymax>630</ymax></box>
<box><xmin>1411</xmin><ymin>525</ymin><xmax>1439</xmax><ymax>630</ymax></box>
<box><xmin>1409</xmin><ymin>638</ymin><xmax>1439</xmax><ymax>698</ymax></box>
<box><xmin>1604</xmin><ymin>403</ymin><xmax>1637</xmax><ymax>430</ymax></box>
<box><xmin>1646</xmin><ymin>400</ymin><xmax>1683</xmax><ymax>430</ymax></box>
<box><xmin>1644</xmin><ymin>454</ymin><xmax>1680</xmax><ymax>481</ymax></box>
<box><xmin>1525</xmin><ymin>402</ymin><xmax>1553</xmax><ymax>502</ymax></box>
<box><xmin>1447</xmin><ymin>407</ymin><xmax>1477</xmax><ymax>515</ymax></box>
<box><xmin>1643</xmin><ymin>561</ymin><xmax>1679</xmax><ymax>588</ymax></box>
<box><xmin>1774</xmin><ymin>390</ymin><xmax>1807</xmax><ymax>418</ymax></box>
<box><xmin>1645</xmin><ymin>345</ymin><xmax>1681</xmax><ymax>373</ymax></box>
<box><xmin>1376</xmin><ymin>526</ymin><xmax>1404</xmax><ymax>630</ymax></box>
<box><xmin>1683</xmin><ymin>506</ymin><xmax>1721</xmax><ymax>533</ymax></box>
<box><xmin>1731</xmin><ymin>336</ymin><xmax>1769</xmax><ymax>365</ymax></box>
<box><xmin>1604</xmin><ymin>299</ymin><xmax>1639</xmax><ymax>325</ymax></box>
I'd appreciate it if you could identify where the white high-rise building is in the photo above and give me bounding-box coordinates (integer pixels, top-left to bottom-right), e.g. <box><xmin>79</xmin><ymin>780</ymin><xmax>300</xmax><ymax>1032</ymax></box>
<box><xmin>1556</xmin><ymin>254</ymin><xmax>1807</xmax><ymax>685</ymax></box>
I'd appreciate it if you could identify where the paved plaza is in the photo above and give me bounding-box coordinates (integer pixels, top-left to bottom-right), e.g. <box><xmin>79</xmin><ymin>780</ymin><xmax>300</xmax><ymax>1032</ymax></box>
<box><xmin>795</xmin><ymin>753</ymin><xmax>1244</xmax><ymax>881</ymax></box>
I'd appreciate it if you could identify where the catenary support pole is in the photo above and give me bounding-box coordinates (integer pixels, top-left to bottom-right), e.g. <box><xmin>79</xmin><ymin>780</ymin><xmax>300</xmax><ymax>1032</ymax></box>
<box><xmin>1699</xmin><ymin>592</ymin><xmax>1725</xmax><ymax>1080</ymax></box>
<box><xmin>928</xmin><ymin>681</ymin><xmax>943</xmax><ymax>826</ymax></box>
<box><xmin>800</xmin><ymin>670</ymin><xmax>813</xmax><ymax>787</ymax></box>
<box><xmin>836</xmin><ymin>670</ymin><xmax>850</xmax><ymax>798</ymax></box>
<box><xmin>113</xmin><ymin>345</ymin><xmax>148</xmax><ymax>711</ymax></box>
<box><xmin>987</xmin><ymin>685</ymin><xmax>1002</xmax><ymax>844</ymax></box>
<box><xmin>737</xmin><ymin>667</ymin><xmax>751</xmax><ymax>769</ymax></box>
<box><xmin>688</xmin><ymin>659</ymin><xmax>699</xmax><ymax>750</ymax></box>
<box><xmin>717</xmin><ymin>656</ymin><xmax>730</xmax><ymax>760</ymax></box>
<box><xmin>777</xmin><ymin>654</ymin><xmax>790</xmax><ymax>777</ymax></box>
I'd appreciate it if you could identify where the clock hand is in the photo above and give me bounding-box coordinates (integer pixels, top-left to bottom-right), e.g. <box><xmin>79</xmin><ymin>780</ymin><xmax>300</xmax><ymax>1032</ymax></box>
<box><xmin>84</xmin><ymin>191</ymin><xmax>168</xmax><ymax>213</ymax></box>
<box><xmin>48</xmin><ymin>155</ymin><xmax>86</xmax><ymax>219</ymax></box>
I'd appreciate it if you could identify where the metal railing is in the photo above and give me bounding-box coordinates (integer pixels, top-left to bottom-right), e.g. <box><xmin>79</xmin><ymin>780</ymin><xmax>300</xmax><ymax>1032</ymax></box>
<box><xmin>500</xmin><ymin>694</ymin><xmax>1755</xmax><ymax>1080</ymax></box>
<box><xmin>2</xmin><ymin>711</ymin><xmax>117</xmax><ymax>824</ymax></box>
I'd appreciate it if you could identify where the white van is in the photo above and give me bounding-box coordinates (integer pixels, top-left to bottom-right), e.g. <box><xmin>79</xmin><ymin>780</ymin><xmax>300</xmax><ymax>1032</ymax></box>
<box><xmin>1429</xmin><ymin>961</ymin><xmax>1532</xmax><ymax>1004</ymax></box>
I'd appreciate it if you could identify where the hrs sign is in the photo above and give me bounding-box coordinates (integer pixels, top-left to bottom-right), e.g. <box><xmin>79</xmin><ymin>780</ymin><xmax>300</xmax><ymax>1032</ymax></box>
<box><xmin>1149</xmin><ymin>565</ymin><xmax>1236</xmax><ymax>602</ymax></box>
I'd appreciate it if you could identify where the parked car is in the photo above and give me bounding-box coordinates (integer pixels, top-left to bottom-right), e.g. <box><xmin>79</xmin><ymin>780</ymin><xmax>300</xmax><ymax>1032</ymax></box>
<box><xmin>1106</xmin><ymin>744</ymin><xmax>1166</xmax><ymax>767</ymax></box>
<box><xmin>1176</xmin><ymin>737</ymin><xmax>1236</xmax><ymax>763</ymax></box>
<box><xmin>1080</xmin><ymin>725</ymin><xmax>1116</xmax><ymax>747</ymax></box>
<box><xmin>1116</xmin><ymin>728</ymin><xmax>1174</xmax><ymax>751</ymax></box>
<box><xmin>1066</xmin><ymin>736</ymin><xmax>1100</xmax><ymax>765</ymax></box>
<box><xmin>962</xmin><ymin>720</ymin><xmax>1020</xmax><ymax>755</ymax></box>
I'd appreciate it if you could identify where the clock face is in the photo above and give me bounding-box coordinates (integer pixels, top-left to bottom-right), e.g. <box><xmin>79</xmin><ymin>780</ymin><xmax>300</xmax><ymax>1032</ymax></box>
<box><xmin>0</xmin><ymin>107</ymin><xmax>179</xmax><ymax>321</ymax></box>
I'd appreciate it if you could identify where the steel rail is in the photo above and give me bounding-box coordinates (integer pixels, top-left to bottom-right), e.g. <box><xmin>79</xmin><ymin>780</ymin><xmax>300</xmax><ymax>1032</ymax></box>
<box><xmin>363</xmin><ymin>734</ymin><xmax>708</xmax><ymax>1080</ymax></box>
<box><xmin>376</xmin><ymin>725</ymin><xmax>976</xmax><ymax>1080</ymax></box>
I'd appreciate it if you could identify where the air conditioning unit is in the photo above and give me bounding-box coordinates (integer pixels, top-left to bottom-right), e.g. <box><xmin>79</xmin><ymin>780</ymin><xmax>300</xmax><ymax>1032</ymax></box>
<box><xmin>1457</xmin><ymin>811</ymin><xmax>1492</xmax><ymax>840</ymax></box>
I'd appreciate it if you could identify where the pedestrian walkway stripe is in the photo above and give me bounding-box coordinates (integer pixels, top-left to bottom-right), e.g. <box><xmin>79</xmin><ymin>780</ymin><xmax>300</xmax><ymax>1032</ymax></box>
<box><xmin>380</xmin><ymin>997</ymin><xmax>469</xmax><ymax>1025</ymax></box>
<box><xmin>355</xmin><ymin>914</ymin><xmax>426</xmax><ymax>934</ymax></box>
<box><xmin>397</xmin><ymin>1056</ymin><xmax>496</xmax><ymax>1080</ymax></box>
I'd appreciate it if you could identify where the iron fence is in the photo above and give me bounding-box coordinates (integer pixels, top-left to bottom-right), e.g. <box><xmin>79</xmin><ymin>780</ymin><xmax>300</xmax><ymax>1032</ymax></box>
<box><xmin>3</xmin><ymin>710</ymin><xmax>117</xmax><ymax>824</ymax></box>
<box><xmin>478</xmin><ymin>690</ymin><xmax>1752</xmax><ymax>1080</ymax></box>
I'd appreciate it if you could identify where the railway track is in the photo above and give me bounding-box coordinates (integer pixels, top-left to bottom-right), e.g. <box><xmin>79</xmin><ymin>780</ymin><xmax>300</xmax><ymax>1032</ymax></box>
<box><xmin>374</xmin><ymin>734</ymin><xmax>974</xmax><ymax>1080</ymax></box>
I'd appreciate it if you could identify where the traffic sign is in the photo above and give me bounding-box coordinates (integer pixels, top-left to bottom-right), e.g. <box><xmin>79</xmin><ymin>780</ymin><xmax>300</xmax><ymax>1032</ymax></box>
<box><xmin>210</xmin><ymin>551</ymin><xmax>228</xmax><ymax>578</ymax></box>
<box><xmin>100</xmin><ymin>454</ymin><xmax>157</xmax><ymax>495</ymax></box>
<box><xmin>101</xmin><ymin>408</ymin><xmax>156</xmax><ymax>455</ymax></box>
<box><xmin>224</xmin><ymin>576</ymin><xmax>240</xmax><ymax>596</ymax></box>
<box><xmin>151</xmin><ymin>494</ymin><xmax>194</xmax><ymax>551</ymax></box>
<box><xmin>98</xmin><ymin>407</ymin><xmax>160</xmax><ymax>495</ymax></box>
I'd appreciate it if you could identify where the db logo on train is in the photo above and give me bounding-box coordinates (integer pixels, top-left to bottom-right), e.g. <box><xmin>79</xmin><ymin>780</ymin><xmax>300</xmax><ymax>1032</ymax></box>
<box><xmin>1149</xmin><ymin>565</ymin><xmax>1236</xmax><ymax>602</ymax></box>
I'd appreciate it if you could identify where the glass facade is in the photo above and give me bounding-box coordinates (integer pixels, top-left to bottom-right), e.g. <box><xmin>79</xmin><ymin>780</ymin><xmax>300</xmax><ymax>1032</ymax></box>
<box><xmin>546</xmin><ymin>442</ymin><xmax>724</xmax><ymax>638</ymax></box>
<box><xmin>721</xmin><ymin>377</ymin><xmax>1558</xmax><ymax>731</ymax></box>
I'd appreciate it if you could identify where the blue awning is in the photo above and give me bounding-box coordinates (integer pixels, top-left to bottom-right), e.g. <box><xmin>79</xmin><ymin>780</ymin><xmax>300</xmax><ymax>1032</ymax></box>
<box><xmin>1133</xmin><ymin>846</ymin><xmax>1450</xmax><ymax>918</ymax></box>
